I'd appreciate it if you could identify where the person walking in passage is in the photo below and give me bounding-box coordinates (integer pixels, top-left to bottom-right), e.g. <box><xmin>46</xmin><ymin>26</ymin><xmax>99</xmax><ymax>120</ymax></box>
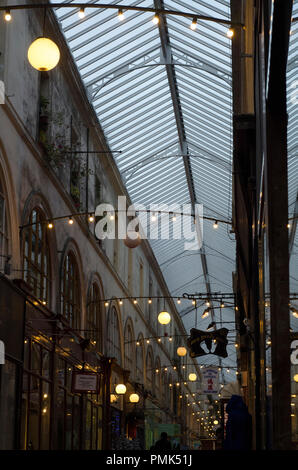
<box><xmin>224</xmin><ymin>394</ymin><xmax>252</xmax><ymax>450</ymax></box>
<box><xmin>153</xmin><ymin>432</ymin><xmax>172</xmax><ymax>450</ymax></box>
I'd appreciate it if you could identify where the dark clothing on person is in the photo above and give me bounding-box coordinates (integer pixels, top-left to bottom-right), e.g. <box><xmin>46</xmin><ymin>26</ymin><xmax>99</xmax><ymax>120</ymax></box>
<box><xmin>224</xmin><ymin>395</ymin><xmax>252</xmax><ymax>450</ymax></box>
<box><xmin>154</xmin><ymin>433</ymin><xmax>172</xmax><ymax>450</ymax></box>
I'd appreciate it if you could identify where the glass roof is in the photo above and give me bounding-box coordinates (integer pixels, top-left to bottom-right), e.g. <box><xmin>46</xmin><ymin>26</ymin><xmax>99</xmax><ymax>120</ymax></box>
<box><xmin>52</xmin><ymin>0</ymin><xmax>238</xmax><ymax>382</ymax></box>
<box><xmin>288</xmin><ymin>0</ymin><xmax>298</xmax><ymax>332</ymax></box>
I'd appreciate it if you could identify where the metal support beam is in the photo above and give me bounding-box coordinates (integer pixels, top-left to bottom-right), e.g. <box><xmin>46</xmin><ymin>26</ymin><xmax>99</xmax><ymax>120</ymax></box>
<box><xmin>266</xmin><ymin>0</ymin><xmax>293</xmax><ymax>451</ymax></box>
<box><xmin>154</xmin><ymin>0</ymin><xmax>213</xmax><ymax>317</ymax></box>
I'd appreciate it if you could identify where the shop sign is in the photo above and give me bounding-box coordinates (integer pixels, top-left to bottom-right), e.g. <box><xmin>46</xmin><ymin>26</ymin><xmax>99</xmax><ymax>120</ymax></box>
<box><xmin>187</xmin><ymin>328</ymin><xmax>229</xmax><ymax>358</ymax></box>
<box><xmin>71</xmin><ymin>371</ymin><xmax>100</xmax><ymax>393</ymax></box>
<box><xmin>201</xmin><ymin>367</ymin><xmax>219</xmax><ymax>395</ymax></box>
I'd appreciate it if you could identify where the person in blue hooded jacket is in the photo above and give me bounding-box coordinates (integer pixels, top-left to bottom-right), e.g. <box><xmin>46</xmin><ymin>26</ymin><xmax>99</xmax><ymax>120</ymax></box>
<box><xmin>224</xmin><ymin>395</ymin><xmax>252</xmax><ymax>450</ymax></box>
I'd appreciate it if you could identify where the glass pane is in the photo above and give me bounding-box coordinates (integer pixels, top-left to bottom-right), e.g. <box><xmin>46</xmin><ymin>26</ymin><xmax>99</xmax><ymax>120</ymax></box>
<box><xmin>85</xmin><ymin>400</ymin><xmax>92</xmax><ymax>450</ymax></box>
<box><xmin>42</xmin><ymin>348</ymin><xmax>51</xmax><ymax>380</ymax></box>
<box><xmin>28</xmin><ymin>377</ymin><xmax>40</xmax><ymax>450</ymax></box>
<box><xmin>40</xmin><ymin>383</ymin><xmax>50</xmax><ymax>449</ymax></box>
<box><xmin>0</xmin><ymin>360</ymin><xmax>17</xmax><ymax>449</ymax></box>
<box><xmin>65</xmin><ymin>394</ymin><xmax>73</xmax><ymax>450</ymax></box>
<box><xmin>20</xmin><ymin>373</ymin><xmax>28</xmax><ymax>450</ymax></box>
<box><xmin>56</xmin><ymin>388</ymin><xmax>65</xmax><ymax>450</ymax></box>
<box><xmin>73</xmin><ymin>395</ymin><xmax>81</xmax><ymax>450</ymax></box>
<box><xmin>31</xmin><ymin>342</ymin><xmax>41</xmax><ymax>375</ymax></box>
<box><xmin>92</xmin><ymin>407</ymin><xmax>98</xmax><ymax>449</ymax></box>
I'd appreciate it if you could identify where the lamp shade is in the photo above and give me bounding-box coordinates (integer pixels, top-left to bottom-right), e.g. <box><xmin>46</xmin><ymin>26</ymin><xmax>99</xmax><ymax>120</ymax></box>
<box><xmin>158</xmin><ymin>311</ymin><xmax>171</xmax><ymax>325</ymax></box>
<box><xmin>188</xmin><ymin>373</ymin><xmax>197</xmax><ymax>382</ymax></box>
<box><xmin>177</xmin><ymin>346</ymin><xmax>187</xmax><ymax>357</ymax></box>
<box><xmin>115</xmin><ymin>383</ymin><xmax>126</xmax><ymax>395</ymax></box>
<box><xmin>129</xmin><ymin>393</ymin><xmax>140</xmax><ymax>403</ymax></box>
<box><xmin>28</xmin><ymin>37</ymin><xmax>60</xmax><ymax>71</ymax></box>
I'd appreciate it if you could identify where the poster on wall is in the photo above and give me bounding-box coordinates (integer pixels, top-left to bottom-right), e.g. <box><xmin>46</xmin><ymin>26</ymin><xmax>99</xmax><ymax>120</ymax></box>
<box><xmin>201</xmin><ymin>367</ymin><xmax>219</xmax><ymax>395</ymax></box>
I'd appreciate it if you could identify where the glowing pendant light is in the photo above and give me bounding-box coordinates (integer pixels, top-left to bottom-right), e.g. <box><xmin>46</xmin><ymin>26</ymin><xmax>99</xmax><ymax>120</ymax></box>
<box><xmin>28</xmin><ymin>37</ymin><xmax>60</xmax><ymax>71</ymax></box>
<box><xmin>129</xmin><ymin>393</ymin><xmax>140</xmax><ymax>403</ymax></box>
<box><xmin>115</xmin><ymin>383</ymin><xmax>127</xmax><ymax>395</ymax></box>
<box><xmin>158</xmin><ymin>310</ymin><xmax>171</xmax><ymax>325</ymax></box>
<box><xmin>177</xmin><ymin>346</ymin><xmax>187</xmax><ymax>357</ymax></box>
<box><xmin>189</xmin><ymin>373</ymin><xmax>197</xmax><ymax>382</ymax></box>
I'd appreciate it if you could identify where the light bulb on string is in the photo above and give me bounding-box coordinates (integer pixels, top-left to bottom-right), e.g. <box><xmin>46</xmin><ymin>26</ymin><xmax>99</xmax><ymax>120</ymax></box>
<box><xmin>177</xmin><ymin>298</ymin><xmax>181</xmax><ymax>304</ymax></box>
<box><xmin>118</xmin><ymin>9</ymin><xmax>125</xmax><ymax>21</ymax></box>
<box><xmin>68</xmin><ymin>217</ymin><xmax>74</xmax><ymax>225</ymax></box>
<box><xmin>213</xmin><ymin>220</ymin><xmax>219</xmax><ymax>229</ymax></box>
<box><xmin>227</xmin><ymin>28</ymin><xmax>234</xmax><ymax>38</ymax></box>
<box><xmin>88</xmin><ymin>214</ymin><xmax>94</xmax><ymax>223</ymax></box>
<box><xmin>4</xmin><ymin>10</ymin><xmax>12</xmax><ymax>21</ymax></box>
<box><xmin>190</xmin><ymin>17</ymin><xmax>197</xmax><ymax>30</ymax></box>
<box><xmin>201</xmin><ymin>308</ymin><xmax>210</xmax><ymax>319</ymax></box>
<box><xmin>47</xmin><ymin>222</ymin><xmax>54</xmax><ymax>229</ymax></box>
<box><xmin>78</xmin><ymin>8</ymin><xmax>85</xmax><ymax>19</ymax></box>
<box><xmin>152</xmin><ymin>13</ymin><xmax>160</xmax><ymax>24</ymax></box>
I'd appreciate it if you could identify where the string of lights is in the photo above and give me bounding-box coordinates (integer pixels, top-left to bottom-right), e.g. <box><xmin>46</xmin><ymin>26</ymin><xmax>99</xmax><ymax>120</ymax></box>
<box><xmin>0</xmin><ymin>3</ymin><xmax>244</xmax><ymax>37</ymax></box>
<box><xmin>19</xmin><ymin>208</ymin><xmax>232</xmax><ymax>230</ymax></box>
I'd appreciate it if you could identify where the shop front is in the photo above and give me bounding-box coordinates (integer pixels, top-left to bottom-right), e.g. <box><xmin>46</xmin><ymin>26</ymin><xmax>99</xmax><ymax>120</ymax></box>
<box><xmin>0</xmin><ymin>275</ymin><xmax>104</xmax><ymax>450</ymax></box>
<box><xmin>0</xmin><ymin>276</ymin><xmax>25</xmax><ymax>450</ymax></box>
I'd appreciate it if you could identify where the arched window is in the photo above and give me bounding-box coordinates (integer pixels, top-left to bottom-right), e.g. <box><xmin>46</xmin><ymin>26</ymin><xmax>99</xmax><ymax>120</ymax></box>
<box><xmin>136</xmin><ymin>334</ymin><xmax>144</xmax><ymax>383</ymax></box>
<box><xmin>146</xmin><ymin>349</ymin><xmax>154</xmax><ymax>392</ymax></box>
<box><xmin>124</xmin><ymin>322</ymin><xmax>134</xmax><ymax>374</ymax></box>
<box><xmin>61</xmin><ymin>252</ymin><xmax>81</xmax><ymax>329</ymax></box>
<box><xmin>161</xmin><ymin>370</ymin><xmax>167</xmax><ymax>403</ymax></box>
<box><xmin>0</xmin><ymin>179</ymin><xmax>9</xmax><ymax>271</ymax></box>
<box><xmin>168</xmin><ymin>374</ymin><xmax>173</xmax><ymax>409</ymax></box>
<box><xmin>106</xmin><ymin>307</ymin><xmax>121</xmax><ymax>365</ymax></box>
<box><xmin>23</xmin><ymin>208</ymin><xmax>50</xmax><ymax>304</ymax></box>
<box><xmin>87</xmin><ymin>282</ymin><xmax>102</xmax><ymax>348</ymax></box>
<box><xmin>155</xmin><ymin>357</ymin><xmax>161</xmax><ymax>398</ymax></box>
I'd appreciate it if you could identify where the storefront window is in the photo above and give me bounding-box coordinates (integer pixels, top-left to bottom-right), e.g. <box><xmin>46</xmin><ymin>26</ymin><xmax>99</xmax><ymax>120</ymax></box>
<box><xmin>21</xmin><ymin>339</ymin><xmax>52</xmax><ymax>450</ymax></box>
<box><xmin>85</xmin><ymin>393</ymin><xmax>102</xmax><ymax>450</ymax></box>
<box><xmin>0</xmin><ymin>360</ymin><xmax>17</xmax><ymax>449</ymax></box>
